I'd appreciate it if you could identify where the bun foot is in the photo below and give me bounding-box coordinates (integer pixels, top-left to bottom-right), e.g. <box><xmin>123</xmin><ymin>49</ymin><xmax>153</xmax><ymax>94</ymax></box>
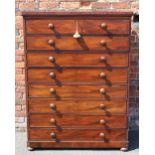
<box><xmin>120</xmin><ymin>147</ymin><xmax>128</xmax><ymax>151</ymax></box>
<box><xmin>27</xmin><ymin>147</ymin><xmax>34</xmax><ymax>151</ymax></box>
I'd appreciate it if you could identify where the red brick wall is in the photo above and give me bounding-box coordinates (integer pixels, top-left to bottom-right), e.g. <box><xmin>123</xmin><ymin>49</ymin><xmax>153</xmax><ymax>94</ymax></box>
<box><xmin>15</xmin><ymin>0</ymin><xmax>139</xmax><ymax>131</ymax></box>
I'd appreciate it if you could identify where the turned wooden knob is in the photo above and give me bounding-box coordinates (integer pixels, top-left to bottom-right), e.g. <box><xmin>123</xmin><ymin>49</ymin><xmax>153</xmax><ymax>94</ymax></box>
<box><xmin>48</xmin><ymin>56</ymin><xmax>55</xmax><ymax>62</ymax></box>
<box><xmin>99</xmin><ymin>132</ymin><xmax>105</xmax><ymax>138</ymax></box>
<box><xmin>48</xmin><ymin>40</ymin><xmax>55</xmax><ymax>46</ymax></box>
<box><xmin>49</xmin><ymin>88</ymin><xmax>56</xmax><ymax>94</ymax></box>
<box><xmin>50</xmin><ymin>132</ymin><xmax>56</xmax><ymax>138</ymax></box>
<box><xmin>100</xmin><ymin>40</ymin><xmax>106</xmax><ymax>46</ymax></box>
<box><xmin>49</xmin><ymin>103</ymin><xmax>56</xmax><ymax>109</ymax></box>
<box><xmin>50</xmin><ymin>118</ymin><xmax>56</xmax><ymax>124</ymax></box>
<box><xmin>100</xmin><ymin>56</ymin><xmax>107</xmax><ymax>62</ymax></box>
<box><xmin>99</xmin><ymin>88</ymin><xmax>106</xmax><ymax>94</ymax></box>
<box><xmin>101</xmin><ymin>23</ymin><xmax>107</xmax><ymax>29</ymax></box>
<box><xmin>48</xmin><ymin>23</ymin><xmax>54</xmax><ymax>29</ymax></box>
<box><xmin>100</xmin><ymin>119</ymin><xmax>106</xmax><ymax>125</ymax></box>
<box><xmin>49</xmin><ymin>72</ymin><xmax>56</xmax><ymax>78</ymax></box>
<box><xmin>100</xmin><ymin>72</ymin><xmax>106</xmax><ymax>78</ymax></box>
<box><xmin>99</xmin><ymin>104</ymin><xmax>106</xmax><ymax>109</ymax></box>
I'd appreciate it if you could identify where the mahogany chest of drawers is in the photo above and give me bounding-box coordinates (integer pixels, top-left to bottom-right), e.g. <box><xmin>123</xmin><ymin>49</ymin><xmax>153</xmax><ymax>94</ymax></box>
<box><xmin>22</xmin><ymin>12</ymin><xmax>133</xmax><ymax>151</ymax></box>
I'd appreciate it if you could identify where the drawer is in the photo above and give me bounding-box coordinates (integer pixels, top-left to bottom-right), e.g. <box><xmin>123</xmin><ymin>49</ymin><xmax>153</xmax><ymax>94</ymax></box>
<box><xmin>28</xmin><ymin>84</ymin><xmax>127</xmax><ymax>98</ymax></box>
<box><xmin>27</xmin><ymin>53</ymin><xmax>129</xmax><ymax>67</ymax></box>
<box><xmin>29</xmin><ymin>128</ymin><xmax>127</xmax><ymax>141</ymax></box>
<box><xmin>26</xmin><ymin>19</ymin><xmax>129</xmax><ymax>35</ymax></box>
<box><xmin>29</xmin><ymin>99</ymin><xmax>127</xmax><ymax>114</ymax></box>
<box><xmin>26</xmin><ymin>36</ymin><xmax>129</xmax><ymax>51</ymax></box>
<box><xmin>28</xmin><ymin>141</ymin><xmax>128</xmax><ymax>149</ymax></box>
<box><xmin>28</xmin><ymin>68</ymin><xmax>128</xmax><ymax>83</ymax></box>
<box><xmin>29</xmin><ymin>114</ymin><xmax>127</xmax><ymax>128</ymax></box>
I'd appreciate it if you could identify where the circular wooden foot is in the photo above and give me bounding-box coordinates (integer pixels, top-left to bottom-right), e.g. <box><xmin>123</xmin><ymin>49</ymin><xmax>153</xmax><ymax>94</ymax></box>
<box><xmin>120</xmin><ymin>147</ymin><xmax>128</xmax><ymax>151</ymax></box>
<box><xmin>27</xmin><ymin>147</ymin><xmax>34</xmax><ymax>151</ymax></box>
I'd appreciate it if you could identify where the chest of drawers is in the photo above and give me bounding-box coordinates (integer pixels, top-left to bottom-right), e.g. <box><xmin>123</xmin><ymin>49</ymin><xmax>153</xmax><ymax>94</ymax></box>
<box><xmin>23</xmin><ymin>12</ymin><xmax>132</xmax><ymax>151</ymax></box>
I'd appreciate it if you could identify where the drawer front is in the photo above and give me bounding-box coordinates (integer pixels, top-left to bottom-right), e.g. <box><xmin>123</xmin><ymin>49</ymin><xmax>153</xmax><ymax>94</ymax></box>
<box><xmin>29</xmin><ymin>99</ymin><xmax>127</xmax><ymax>114</ymax></box>
<box><xmin>26</xmin><ymin>36</ymin><xmax>129</xmax><ymax>51</ymax></box>
<box><xmin>27</xmin><ymin>53</ymin><xmax>128</xmax><ymax>67</ymax></box>
<box><xmin>29</xmin><ymin>128</ymin><xmax>127</xmax><ymax>141</ymax></box>
<box><xmin>28</xmin><ymin>84</ymin><xmax>127</xmax><ymax>98</ymax></box>
<box><xmin>26</xmin><ymin>19</ymin><xmax>130</xmax><ymax>35</ymax></box>
<box><xmin>26</xmin><ymin>19</ymin><xmax>75</xmax><ymax>34</ymax></box>
<box><xmin>28</xmin><ymin>69</ymin><xmax>128</xmax><ymax>83</ymax></box>
<box><xmin>28</xmin><ymin>141</ymin><xmax>128</xmax><ymax>148</ymax></box>
<box><xmin>29</xmin><ymin>114</ymin><xmax>127</xmax><ymax>128</ymax></box>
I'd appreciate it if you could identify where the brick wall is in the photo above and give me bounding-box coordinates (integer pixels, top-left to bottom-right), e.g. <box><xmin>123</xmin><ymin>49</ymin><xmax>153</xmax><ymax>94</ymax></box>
<box><xmin>15</xmin><ymin>0</ymin><xmax>139</xmax><ymax>131</ymax></box>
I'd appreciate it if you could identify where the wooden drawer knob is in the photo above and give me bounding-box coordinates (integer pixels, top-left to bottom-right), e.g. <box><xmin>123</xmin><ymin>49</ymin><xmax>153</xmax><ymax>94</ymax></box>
<box><xmin>49</xmin><ymin>88</ymin><xmax>56</xmax><ymax>94</ymax></box>
<box><xmin>49</xmin><ymin>103</ymin><xmax>56</xmax><ymax>109</ymax></box>
<box><xmin>50</xmin><ymin>132</ymin><xmax>56</xmax><ymax>138</ymax></box>
<box><xmin>48</xmin><ymin>23</ymin><xmax>54</xmax><ymax>29</ymax></box>
<box><xmin>99</xmin><ymin>88</ymin><xmax>106</xmax><ymax>94</ymax></box>
<box><xmin>100</xmin><ymin>72</ymin><xmax>106</xmax><ymax>78</ymax></box>
<box><xmin>50</xmin><ymin>118</ymin><xmax>56</xmax><ymax>124</ymax></box>
<box><xmin>100</xmin><ymin>40</ymin><xmax>107</xmax><ymax>46</ymax></box>
<box><xmin>99</xmin><ymin>132</ymin><xmax>105</xmax><ymax>138</ymax></box>
<box><xmin>48</xmin><ymin>56</ymin><xmax>55</xmax><ymax>62</ymax></box>
<box><xmin>49</xmin><ymin>72</ymin><xmax>56</xmax><ymax>78</ymax></box>
<box><xmin>101</xmin><ymin>23</ymin><xmax>107</xmax><ymax>29</ymax></box>
<box><xmin>100</xmin><ymin>119</ymin><xmax>106</xmax><ymax>125</ymax></box>
<box><xmin>99</xmin><ymin>104</ymin><xmax>105</xmax><ymax>109</ymax></box>
<box><xmin>48</xmin><ymin>40</ymin><xmax>55</xmax><ymax>46</ymax></box>
<box><xmin>100</xmin><ymin>56</ymin><xmax>107</xmax><ymax>62</ymax></box>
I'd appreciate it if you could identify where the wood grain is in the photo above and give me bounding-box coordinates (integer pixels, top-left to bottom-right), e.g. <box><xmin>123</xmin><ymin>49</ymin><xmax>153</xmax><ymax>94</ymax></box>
<box><xmin>28</xmin><ymin>141</ymin><xmax>128</xmax><ymax>149</ymax></box>
<box><xmin>27</xmin><ymin>53</ymin><xmax>128</xmax><ymax>67</ymax></box>
<box><xmin>28</xmin><ymin>68</ymin><xmax>128</xmax><ymax>83</ymax></box>
<box><xmin>26</xmin><ymin>36</ymin><xmax>129</xmax><ymax>51</ymax></box>
<box><xmin>23</xmin><ymin>11</ymin><xmax>132</xmax><ymax>149</ymax></box>
<box><xmin>29</xmin><ymin>114</ymin><xmax>127</xmax><ymax>128</ymax></box>
<box><xmin>29</xmin><ymin>128</ymin><xmax>127</xmax><ymax>141</ymax></box>
<box><xmin>29</xmin><ymin>99</ymin><xmax>127</xmax><ymax>114</ymax></box>
<box><xmin>26</xmin><ymin>19</ymin><xmax>129</xmax><ymax>35</ymax></box>
<box><xmin>28</xmin><ymin>84</ymin><xmax>127</xmax><ymax>98</ymax></box>
<box><xmin>22</xmin><ymin>11</ymin><xmax>133</xmax><ymax>17</ymax></box>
